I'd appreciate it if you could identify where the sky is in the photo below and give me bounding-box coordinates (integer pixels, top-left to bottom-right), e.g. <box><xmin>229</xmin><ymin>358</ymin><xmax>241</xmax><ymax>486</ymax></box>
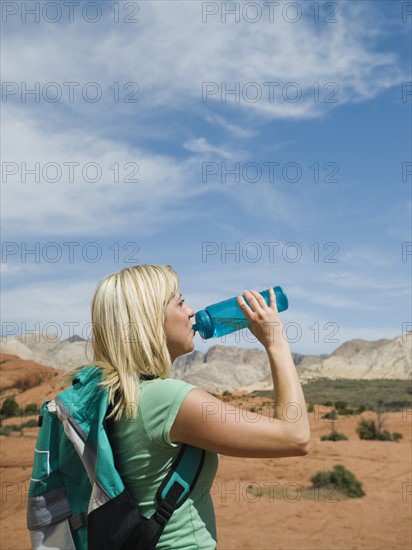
<box><xmin>1</xmin><ymin>0</ymin><xmax>411</xmax><ymax>356</ymax></box>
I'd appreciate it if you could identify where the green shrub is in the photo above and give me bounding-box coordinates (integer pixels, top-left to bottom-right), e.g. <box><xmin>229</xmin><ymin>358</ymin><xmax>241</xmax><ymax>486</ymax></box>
<box><xmin>356</xmin><ymin>418</ymin><xmax>403</xmax><ymax>442</ymax></box>
<box><xmin>310</xmin><ymin>464</ymin><xmax>365</xmax><ymax>498</ymax></box>
<box><xmin>281</xmin><ymin>379</ymin><xmax>412</xmax><ymax>412</ymax></box>
<box><xmin>307</xmin><ymin>403</ymin><xmax>314</xmax><ymax>413</ymax></box>
<box><xmin>21</xmin><ymin>419</ymin><xmax>39</xmax><ymax>429</ymax></box>
<box><xmin>0</xmin><ymin>424</ymin><xmax>22</xmax><ymax>436</ymax></box>
<box><xmin>0</xmin><ymin>419</ymin><xmax>39</xmax><ymax>436</ymax></box>
<box><xmin>0</xmin><ymin>426</ymin><xmax>13</xmax><ymax>436</ymax></box>
<box><xmin>24</xmin><ymin>403</ymin><xmax>39</xmax><ymax>415</ymax></box>
<box><xmin>322</xmin><ymin>410</ymin><xmax>338</xmax><ymax>420</ymax></box>
<box><xmin>0</xmin><ymin>397</ymin><xmax>20</xmax><ymax>418</ymax></box>
<box><xmin>356</xmin><ymin>418</ymin><xmax>377</xmax><ymax>440</ymax></box>
<box><xmin>321</xmin><ymin>431</ymin><xmax>348</xmax><ymax>441</ymax></box>
<box><xmin>378</xmin><ymin>429</ymin><xmax>393</xmax><ymax>441</ymax></box>
<box><xmin>375</xmin><ymin>430</ymin><xmax>402</xmax><ymax>442</ymax></box>
<box><xmin>337</xmin><ymin>407</ymin><xmax>355</xmax><ymax>415</ymax></box>
<box><xmin>332</xmin><ymin>400</ymin><xmax>355</xmax><ymax>415</ymax></box>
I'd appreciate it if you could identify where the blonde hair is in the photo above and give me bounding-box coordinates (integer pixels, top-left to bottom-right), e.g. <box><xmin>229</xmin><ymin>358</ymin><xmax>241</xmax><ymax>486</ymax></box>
<box><xmin>69</xmin><ymin>265</ymin><xmax>179</xmax><ymax>421</ymax></box>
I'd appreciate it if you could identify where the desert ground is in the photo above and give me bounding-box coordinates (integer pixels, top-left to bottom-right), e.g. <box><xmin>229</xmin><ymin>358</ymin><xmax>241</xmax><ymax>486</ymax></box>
<box><xmin>1</xmin><ymin>354</ymin><xmax>411</xmax><ymax>549</ymax></box>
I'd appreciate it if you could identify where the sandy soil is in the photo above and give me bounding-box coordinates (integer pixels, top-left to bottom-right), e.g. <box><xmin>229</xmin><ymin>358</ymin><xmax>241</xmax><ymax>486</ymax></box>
<box><xmin>1</xmin><ymin>354</ymin><xmax>411</xmax><ymax>549</ymax></box>
<box><xmin>213</xmin><ymin>408</ymin><xmax>412</xmax><ymax>550</ymax></box>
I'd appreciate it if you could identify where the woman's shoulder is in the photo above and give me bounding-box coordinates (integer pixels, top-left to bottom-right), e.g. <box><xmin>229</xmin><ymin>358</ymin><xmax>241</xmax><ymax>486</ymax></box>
<box><xmin>140</xmin><ymin>377</ymin><xmax>198</xmax><ymax>402</ymax></box>
<box><xmin>143</xmin><ymin>377</ymin><xmax>196</xmax><ymax>388</ymax></box>
<box><xmin>138</xmin><ymin>377</ymin><xmax>199</xmax><ymax>446</ymax></box>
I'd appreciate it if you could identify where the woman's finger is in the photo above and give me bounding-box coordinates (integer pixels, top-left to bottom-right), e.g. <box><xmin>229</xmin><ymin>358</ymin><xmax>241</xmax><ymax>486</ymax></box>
<box><xmin>237</xmin><ymin>293</ymin><xmax>250</xmax><ymax>309</ymax></box>
<box><xmin>248</xmin><ymin>289</ymin><xmax>268</xmax><ymax>308</ymax></box>
<box><xmin>268</xmin><ymin>287</ymin><xmax>279</xmax><ymax>312</ymax></box>
<box><xmin>243</xmin><ymin>290</ymin><xmax>262</xmax><ymax>312</ymax></box>
<box><xmin>238</xmin><ymin>290</ymin><xmax>261</xmax><ymax>313</ymax></box>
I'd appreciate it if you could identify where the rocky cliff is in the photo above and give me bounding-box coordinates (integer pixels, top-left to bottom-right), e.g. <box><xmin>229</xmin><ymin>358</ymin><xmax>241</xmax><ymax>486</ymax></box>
<box><xmin>1</xmin><ymin>332</ymin><xmax>410</xmax><ymax>393</ymax></box>
<box><xmin>298</xmin><ymin>335</ymin><xmax>411</xmax><ymax>382</ymax></box>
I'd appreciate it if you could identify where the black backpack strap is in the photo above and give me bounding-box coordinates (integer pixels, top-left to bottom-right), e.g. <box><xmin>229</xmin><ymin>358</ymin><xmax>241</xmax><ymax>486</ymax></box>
<box><xmin>142</xmin><ymin>444</ymin><xmax>205</xmax><ymax>549</ymax></box>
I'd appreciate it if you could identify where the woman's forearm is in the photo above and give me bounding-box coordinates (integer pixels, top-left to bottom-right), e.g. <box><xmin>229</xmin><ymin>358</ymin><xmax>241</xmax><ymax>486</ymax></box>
<box><xmin>235</xmin><ymin>288</ymin><xmax>311</xmax><ymax>451</ymax></box>
<box><xmin>266</xmin><ymin>341</ymin><xmax>311</xmax><ymax>445</ymax></box>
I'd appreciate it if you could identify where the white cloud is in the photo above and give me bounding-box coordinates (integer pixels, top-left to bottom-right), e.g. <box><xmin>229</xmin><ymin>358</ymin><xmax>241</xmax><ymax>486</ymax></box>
<box><xmin>183</xmin><ymin>137</ymin><xmax>235</xmax><ymax>159</ymax></box>
<box><xmin>204</xmin><ymin>114</ymin><xmax>257</xmax><ymax>139</ymax></box>
<box><xmin>1</xmin><ymin>104</ymin><xmax>209</xmax><ymax>237</ymax></box>
<box><xmin>3</xmin><ymin>1</ymin><xmax>407</xmax><ymax>237</ymax></box>
<box><xmin>1</xmin><ymin>279</ymin><xmax>95</xmax><ymax>340</ymax></box>
<box><xmin>2</xmin><ymin>1</ymin><xmax>406</xmax><ymax>126</ymax></box>
<box><xmin>324</xmin><ymin>272</ymin><xmax>410</xmax><ymax>294</ymax></box>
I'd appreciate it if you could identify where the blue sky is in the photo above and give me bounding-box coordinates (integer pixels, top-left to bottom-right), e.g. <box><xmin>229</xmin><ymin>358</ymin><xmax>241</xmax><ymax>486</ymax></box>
<box><xmin>1</xmin><ymin>0</ymin><xmax>411</xmax><ymax>355</ymax></box>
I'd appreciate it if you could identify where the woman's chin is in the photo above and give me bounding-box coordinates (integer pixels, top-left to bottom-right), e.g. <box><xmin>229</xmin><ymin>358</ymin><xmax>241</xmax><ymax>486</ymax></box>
<box><xmin>184</xmin><ymin>340</ymin><xmax>195</xmax><ymax>356</ymax></box>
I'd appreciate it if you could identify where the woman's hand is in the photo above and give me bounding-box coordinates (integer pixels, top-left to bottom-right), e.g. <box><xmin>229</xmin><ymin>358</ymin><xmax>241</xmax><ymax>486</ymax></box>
<box><xmin>237</xmin><ymin>288</ymin><xmax>287</xmax><ymax>351</ymax></box>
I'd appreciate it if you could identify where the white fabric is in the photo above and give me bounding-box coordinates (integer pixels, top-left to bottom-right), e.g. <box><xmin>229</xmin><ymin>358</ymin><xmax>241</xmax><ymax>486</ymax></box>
<box><xmin>29</xmin><ymin>520</ymin><xmax>76</xmax><ymax>550</ymax></box>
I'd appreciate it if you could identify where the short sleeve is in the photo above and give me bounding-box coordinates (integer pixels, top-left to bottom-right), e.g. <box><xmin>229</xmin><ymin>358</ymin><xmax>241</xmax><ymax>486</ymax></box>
<box><xmin>140</xmin><ymin>378</ymin><xmax>197</xmax><ymax>448</ymax></box>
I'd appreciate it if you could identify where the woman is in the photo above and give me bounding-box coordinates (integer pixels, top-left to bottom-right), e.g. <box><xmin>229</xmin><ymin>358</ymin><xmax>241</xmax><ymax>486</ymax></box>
<box><xmin>90</xmin><ymin>264</ymin><xmax>310</xmax><ymax>549</ymax></box>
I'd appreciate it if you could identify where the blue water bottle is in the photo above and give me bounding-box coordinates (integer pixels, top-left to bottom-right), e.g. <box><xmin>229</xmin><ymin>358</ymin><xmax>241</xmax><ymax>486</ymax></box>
<box><xmin>193</xmin><ymin>286</ymin><xmax>288</xmax><ymax>340</ymax></box>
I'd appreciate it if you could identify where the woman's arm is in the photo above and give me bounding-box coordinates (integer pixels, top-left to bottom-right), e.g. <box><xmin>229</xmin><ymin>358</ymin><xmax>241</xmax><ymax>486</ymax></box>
<box><xmin>170</xmin><ymin>289</ymin><xmax>311</xmax><ymax>458</ymax></box>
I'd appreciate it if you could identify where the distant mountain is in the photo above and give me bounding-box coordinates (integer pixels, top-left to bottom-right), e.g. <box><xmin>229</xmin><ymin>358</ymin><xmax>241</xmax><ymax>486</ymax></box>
<box><xmin>297</xmin><ymin>335</ymin><xmax>412</xmax><ymax>382</ymax></box>
<box><xmin>172</xmin><ymin>335</ymin><xmax>411</xmax><ymax>392</ymax></box>
<box><xmin>171</xmin><ymin>346</ymin><xmax>271</xmax><ymax>393</ymax></box>
<box><xmin>0</xmin><ymin>333</ymin><xmax>90</xmax><ymax>371</ymax></box>
<box><xmin>61</xmin><ymin>335</ymin><xmax>86</xmax><ymax>343</ymax></box>
<box><xmin>1</xmin><ymin>332</ymin><xmax>410</xmax><ymax>393</ymax></box>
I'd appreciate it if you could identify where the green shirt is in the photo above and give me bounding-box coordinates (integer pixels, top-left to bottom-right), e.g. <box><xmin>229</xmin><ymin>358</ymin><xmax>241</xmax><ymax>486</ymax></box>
<box><xmin>108</xmin><ymin>378</ymin><xmax>219</xmax><ymax>549</ymax></box>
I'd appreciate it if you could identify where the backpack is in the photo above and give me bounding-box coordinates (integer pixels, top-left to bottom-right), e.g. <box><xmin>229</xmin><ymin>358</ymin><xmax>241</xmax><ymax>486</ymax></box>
<box><xmin>26</xmin><ymin>366</ymin><xmax>205</xmax><ymax>550</ymax></box>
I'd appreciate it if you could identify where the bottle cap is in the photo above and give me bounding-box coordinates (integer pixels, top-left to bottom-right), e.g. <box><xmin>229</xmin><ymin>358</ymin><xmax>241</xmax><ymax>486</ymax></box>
<box><xmin>275</xmin><ymin>286</ymin><xmax>289</xmax><ymax>311</ymax></box>
<box><xmin>193</xmin><ymin>310</ymin><xmax>215</xmax><ymax>339</ymax></box>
